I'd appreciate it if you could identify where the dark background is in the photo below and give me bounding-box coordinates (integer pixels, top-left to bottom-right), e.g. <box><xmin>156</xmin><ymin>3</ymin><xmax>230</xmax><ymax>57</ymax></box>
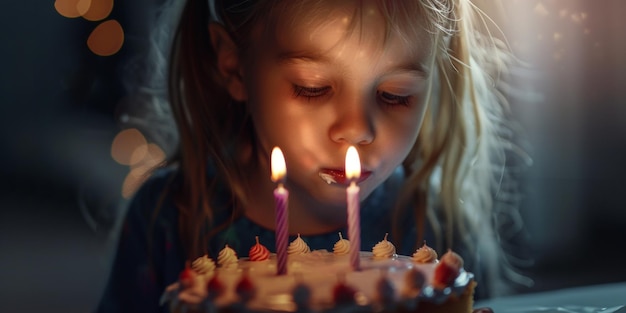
<box><xmin>1</xmin><ymin>1</ymin><xmax>625</xmax><ymax>312</ymax></box>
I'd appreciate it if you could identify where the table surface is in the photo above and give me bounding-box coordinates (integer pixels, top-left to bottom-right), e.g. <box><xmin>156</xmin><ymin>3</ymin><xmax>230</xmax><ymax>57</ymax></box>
<box><xmin>475</xmin><ymin>282</ymin><xmax>626</xmax><ymax>313</ymax></box>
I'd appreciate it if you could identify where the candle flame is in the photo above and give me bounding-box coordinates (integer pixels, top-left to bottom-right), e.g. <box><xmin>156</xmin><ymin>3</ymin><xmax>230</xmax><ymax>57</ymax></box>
<box><xmin>271</xmin><ymin>147</ymin><xmax>286</xmax><ymax>182</ymax></box>
<box><xmin>345</xmin><ymin>146</ymin><xmax>361</xmax><ymax>180</ymax></box>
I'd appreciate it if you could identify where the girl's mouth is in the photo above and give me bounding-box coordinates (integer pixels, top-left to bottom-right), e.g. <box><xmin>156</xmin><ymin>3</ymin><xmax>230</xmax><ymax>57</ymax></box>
<box><xmin>318</xmin><ymin>169</ymin><xmax>372</xmax><ymax>185</ymax></box>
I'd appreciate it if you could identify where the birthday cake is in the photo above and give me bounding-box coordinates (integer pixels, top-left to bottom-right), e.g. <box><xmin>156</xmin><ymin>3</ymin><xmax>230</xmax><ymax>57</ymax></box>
<box><xmin>161</xmin><ymin>234</ymin><xmax>476</xmax><ymax>313</ymax></box>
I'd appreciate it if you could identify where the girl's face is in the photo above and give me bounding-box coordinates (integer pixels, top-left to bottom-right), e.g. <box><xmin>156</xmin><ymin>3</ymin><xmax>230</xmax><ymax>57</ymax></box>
<box><xmin>242</xmin><ymin>1</ymin><xmax>431</xmax><ymax>211</ymax></box>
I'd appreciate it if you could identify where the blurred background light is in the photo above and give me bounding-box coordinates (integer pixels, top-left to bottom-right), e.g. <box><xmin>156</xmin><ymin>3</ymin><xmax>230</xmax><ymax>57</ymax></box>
<box><xmin>122</xmin><ymin>142</ymin><xmax>165</xmax><ymax>199</ymax></box>
<box><xmin>122</xmin><ymin>143</ymin><xmax>165</xmax><ymax>199</ymax></box>
<box><xmin>82</xmin><ymin>0</ymin><xmax>114</xmax><ymax>22</ymax></box>
<box><xmin>111</xmin><ymin>128</ymin><xmax>147</xmax><ymax>166</ymax></box>
<box><xmin>55</xmin><ymin>0</ymin><xmax>113</xmax><ymax>20</ymax></box>
<box><xmin>111</xmin><ymin>128</ymin><xmax>166</xmax><ymax>198</ymax></box>
<box><xmin>54</xmin><ymin>0</ymin><xmax>89</xmax><ymax>18</ymax></box>
<box><xmin>55</xmin><ymin>0</ymin><xmax>121</xmax><ymax>56</ymax></box>
<box><xmin>87</xmin><ymin>19</ymin><xmax>124</xmax><ymax>56</ymax></box>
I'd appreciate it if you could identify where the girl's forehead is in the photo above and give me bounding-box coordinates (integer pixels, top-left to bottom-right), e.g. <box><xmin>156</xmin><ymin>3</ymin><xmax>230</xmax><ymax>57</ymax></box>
<box><xmin>270</xmin><ymin>1</ymin><xmax>427</xmax><ymax>36</ymax></box>
<box><xmin>260</xmin><ymin>1</ymin><xmax>432</xmax><ymax>61</ymax></box>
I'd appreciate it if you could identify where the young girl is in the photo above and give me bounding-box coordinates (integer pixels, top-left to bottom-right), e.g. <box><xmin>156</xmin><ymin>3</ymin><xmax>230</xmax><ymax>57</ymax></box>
<box><xmin>97</xmin><ymin>0</ymin><xmax>529</xmax><ymax>312</ymax></box>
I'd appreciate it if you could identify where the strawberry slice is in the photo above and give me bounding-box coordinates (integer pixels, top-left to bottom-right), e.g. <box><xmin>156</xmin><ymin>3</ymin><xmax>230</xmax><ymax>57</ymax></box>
<box><xmin>333</xmin><ymin>281</ymin><xmax>357</xmax><ymax>304</ymax></box>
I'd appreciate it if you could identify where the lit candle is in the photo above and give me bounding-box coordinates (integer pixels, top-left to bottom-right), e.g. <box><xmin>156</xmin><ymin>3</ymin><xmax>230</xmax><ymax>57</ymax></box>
<box><xmin>345</xmin><ymin>146</ymin><xmax>361</xmax><ymax>270</ymax></box>
<box><xmin>271</xmin><ymin>147</ymin><xmax>289</xmax><ymax>275</ymax></box>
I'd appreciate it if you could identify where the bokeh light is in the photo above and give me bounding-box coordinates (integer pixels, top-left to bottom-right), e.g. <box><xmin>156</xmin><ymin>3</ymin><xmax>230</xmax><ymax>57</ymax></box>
<box><xmin>111</xmin><ymin>128</ymin><xmax>147</xmax><ymax>166</ymax></box>
<box><xmin>82</xmin><ymin>0</ymin><xmax>114</xmax><ymax>22</ymax></box>
<box><xmin>122</xmin><ymin>168</ymin><xmax>147</xmax><ymax>199</ymax></box>
<box><xmin>122</xmin><ymin>143</ymin><xmax>166</xmax><ymax>199</ymax></box>
<box><xmin>54</xmin><ymin>0</ymin><xmax>113</xmax><ymax>19</ymax></box>
<box><xmin>112</xmin><ymin>128</ymin><xmax>166</xmax><ymax>198</ymax></box>
<box><xmin>87</xmin><ymin>19</ymin><xmax>124</xmax><ymax>56</ymax></box>
<box><xmin>525</xmin><ymin>1</ymin><xmax>592</xmax><ymax>63</ymax></box>
<box><xmin>54</xmin><ymin>0</ymin><xmax>88</xmax><ymax>18</ymax></box>
<box><xmin>132</xmin><ymin>143</ymin><xmax>166</xmax><ymax>172</ymax></box>
<box><xmin>55</xmin><ymin>0</ymin><xmax>122</xmax><ymax>57</ymax></box>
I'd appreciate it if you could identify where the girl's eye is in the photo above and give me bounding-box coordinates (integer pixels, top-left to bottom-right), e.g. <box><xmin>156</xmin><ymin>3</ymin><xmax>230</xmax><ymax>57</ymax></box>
<box><xmin>293</xmin><ymin>85</ymin><xmax>331</xmax><ymax>100</ymax></box>
<box><xmin>377</xmin><ymin>91</ymin><xmax>411</xmax><ymax>107</ymax></box>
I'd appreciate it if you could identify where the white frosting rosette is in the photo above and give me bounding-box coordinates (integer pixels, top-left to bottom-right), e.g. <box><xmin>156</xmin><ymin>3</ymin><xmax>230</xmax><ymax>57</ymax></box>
<box><xmin>191</xmin><ymin>254</ymin><xmax>216</xmax><ymax>278</ymax></box>
<box><xmin>372</xmin><ymin>233</ymin><xmax>396</xmax><ymax>259</ymax></box>
<box><xmin>412</xmin><ymin>241</ymin><xmax>438</xmax><ymax>264</ymax></box>
<box><xmin>288</xmin><ymin>234</ymin><xmax>311</xmax><ymax>255</ymax></box>
<box><xmin>333</xmin><ymin>232</ymin><xmax>350</xmax><ymax>255</ymax></box>
<box><xmin>217</xmin><ymin>244</ymin><xmax>238</xmax><ymax>269</ymax></box>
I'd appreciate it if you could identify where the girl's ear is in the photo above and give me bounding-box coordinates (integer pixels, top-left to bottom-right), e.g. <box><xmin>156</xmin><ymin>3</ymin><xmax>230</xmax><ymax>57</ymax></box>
<box><xmin>208</xmin><ymin>23</ymin><xmax>247</xmax><ymax>101</ymax></box>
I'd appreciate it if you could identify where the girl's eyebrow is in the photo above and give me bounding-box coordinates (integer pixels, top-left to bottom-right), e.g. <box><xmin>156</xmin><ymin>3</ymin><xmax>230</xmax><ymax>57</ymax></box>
<box><xmin>276</xmin><ymin>50</ymin><xmax>428</xmax><ymax>77</ymax></box>
<box><xmin>275</xmin><ymin>50</ymin><xmax>331</xmax><ymax>65</ymax></box>
<box><xmin>387</xmin><ymin>62</ymin><xmax>428</xmax><ymax>77</ymax></box>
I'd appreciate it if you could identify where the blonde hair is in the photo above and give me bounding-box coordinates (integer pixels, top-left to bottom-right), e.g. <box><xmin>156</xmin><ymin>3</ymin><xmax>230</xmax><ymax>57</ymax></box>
<box><xmin>390</xmin><ymin>1</ymin><xmax>530</xmax><ymax>296</ymax></box>
<box><xmin>134</xmin><ymin>0</ymin><xmax>529</xmax><ymax>298</ymax></box>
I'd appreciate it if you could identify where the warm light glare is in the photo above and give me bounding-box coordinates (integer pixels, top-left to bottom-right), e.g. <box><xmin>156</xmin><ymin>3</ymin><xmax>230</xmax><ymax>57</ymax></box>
<box><xmin>82</xmin><ymin>0</ymin><xmax>114</xmax><ymax>21</ymax></box>
<box><xmin>128</xmin><ymin>144</ymin><xmax>149</xmax><ymax>167</ymax></box>
<box><xmin>122</xmin><ymin>143</ymin><xmax>166</xmax><ymax>198</ymax></box>
<box><xmin>122</xmin><ymin>168</ymin><xmax>146</xmax><ymax>199</ymax></box>
<box><xmin>76</xmin><ymin>0</ymin><xmax>92</xmax><ymax>16</ymax></box>
<box><xmin>533</xmin><ymin>2</ymin><xmax>548</xmax><ymax>17</ymax></box>
<box><xmin>345</xmin><ymin>146</ymin><xmax>361</xmax><ymax>180</ymax></box>
<box><xmin>131</xmin><ymin>143</ymin><xmax>166</xmax><ymax>172</ymax></box>
<box><xmin>55</xmin><ymin>0</ymin><xmax>120</xmax><ymax>56</ymax></box>
<box><xmin>271</xmin><ymin>147</ymin><xmax>286</xmax><ymax>182</ymax></box>
<box><xmin>87</xmin><ymin>19</ymin><xmax>124</xmax><ymax>56</ymax></box>
<box><xmin>111</xmin><ymin>128</ymin><xmax>147</xmax><ymax>165</ymax></box>
<box><xmin>54</xmin><ymin>0</ymin><xmax>84</xmax><ymax>18</ymax></box>
<box><xmin>55</xmin><ymin>0</ymin><xmax>114</xmax><ymax>20</ymax></box>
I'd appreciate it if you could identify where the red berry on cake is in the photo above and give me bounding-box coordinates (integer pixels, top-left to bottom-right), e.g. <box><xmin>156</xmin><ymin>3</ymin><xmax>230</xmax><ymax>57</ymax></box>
<box><xmin>179</xmin><ymin>262</ymin><xmax>197</xmax><ymax>289</ymax></box>
<box><xmin>333</xmin><ymin>280</ymin><xmax>357</xmax><ymax>304</ymax></box>
<box><xmin>236</xmin><ymin>272</ymin><xmax>256</xmax><ymax>303</ymax></box>
<box><xmin>206</xmin><ymin>274</ymin><xmax>225</xmax><ymax>299</ymax></box>
<box><xmin>249</xmin><ymin>236</ymin><xmax>270</xmax><ymax>261</ymax></box>
<box><xmin>432</xmin><ymin>249</ymin><xmax>464</xmax><ymax>288</ymax></box>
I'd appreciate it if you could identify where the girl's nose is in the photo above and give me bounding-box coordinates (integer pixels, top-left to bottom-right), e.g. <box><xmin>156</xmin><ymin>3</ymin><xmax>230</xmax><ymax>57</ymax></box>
<box><xmin>328</xmin><ymin>103</ymin><xmax>375</xmax><ymax>146</ymax></box>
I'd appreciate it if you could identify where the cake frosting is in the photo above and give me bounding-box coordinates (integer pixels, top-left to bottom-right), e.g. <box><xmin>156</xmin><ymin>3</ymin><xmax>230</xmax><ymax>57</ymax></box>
<box><xmin>332</xmin><ymin>232</ymin><xmax>350</xmax><ymax>255</ymax></box>
<box><xmin>412</xmin><ymin>241</ymin><xmax>438</xmax><ymax>264</ymax></box>
<box><xmin>161</xmin><ymin>236</ymin><xmax>476</xmax><ymax>313</ymax></box>
<box><xmin>372</xmin><ymin>233</ymin><xmax>396</xmax><ymax>258</ymax></box>
<box><xmin>287</xmin><ymin>234</ymin><xmax>311</xmax><ymax>255</ymax></box>
<box><xmin>217</xmin><ymin>245</ymin><xmax>238</xmax><ymax>269</ymax></box>
<box><xmin>249</xmin><ymin>236</ymin><xmax>270</xmax><ymax>262</ymax></box>
<box><xmin>191</xmin><ymin>254</ymin><xmax>217</xmax><ymax>278</ymax></box>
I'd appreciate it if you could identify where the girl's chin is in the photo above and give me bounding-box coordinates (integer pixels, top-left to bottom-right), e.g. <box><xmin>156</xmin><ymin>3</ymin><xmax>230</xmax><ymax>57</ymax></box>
<box><xmin>313</xmin><ymin>193</ymin><xmax>348</xmax><ymax>208</ymax></box>
<box><xmin>310</xmin><ymin>184</ymin><xmax>374</xmax><ymax>207</ymax></box>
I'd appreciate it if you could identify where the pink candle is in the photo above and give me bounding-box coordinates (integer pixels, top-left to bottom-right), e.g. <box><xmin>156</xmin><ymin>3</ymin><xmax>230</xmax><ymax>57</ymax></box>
<box><xmin>271</xmin><ymin>147</ymin><xmax>289</xmax><ymax>275</ymax></box>
<box><xmin>345</xmin><ymin>146</ymin><xmax>361</xmax><ymax>270</ymax></box>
